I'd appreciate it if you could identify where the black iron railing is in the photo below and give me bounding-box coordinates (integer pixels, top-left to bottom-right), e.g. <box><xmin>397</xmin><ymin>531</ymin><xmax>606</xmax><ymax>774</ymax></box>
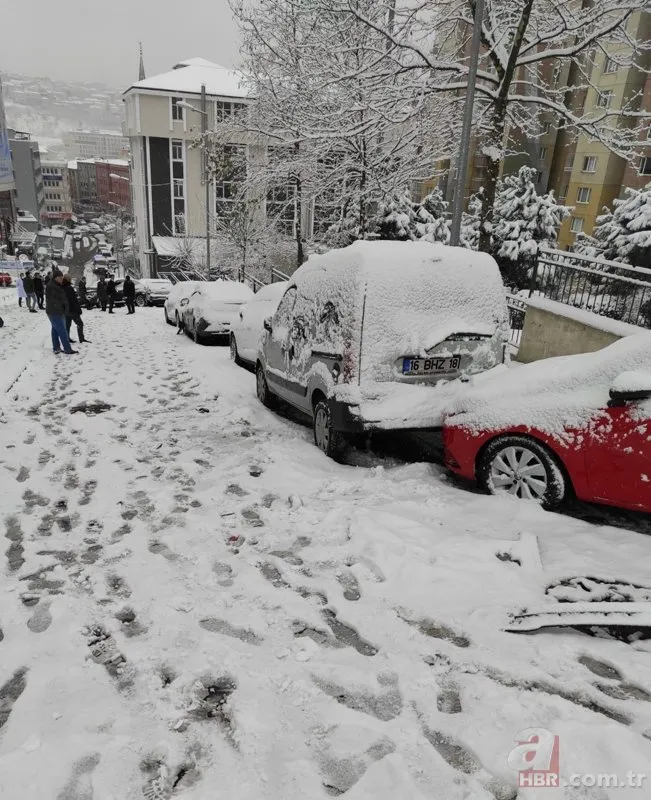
<box><xmin>530</xmin><ymin>248</ymin><xmax>651</xmax><ymax>328</ymax></box>
<box><xmin>506</xmin><ymin>294</ymin><xmax>527</xmax><ymax>350</ymax></box>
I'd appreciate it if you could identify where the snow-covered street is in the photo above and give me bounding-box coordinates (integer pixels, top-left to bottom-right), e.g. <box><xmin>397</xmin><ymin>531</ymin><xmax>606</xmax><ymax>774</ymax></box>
<box><xmin>2</xmin><ymin>301</ymin><xmax>651</xmax><ymax>800</ymax></box>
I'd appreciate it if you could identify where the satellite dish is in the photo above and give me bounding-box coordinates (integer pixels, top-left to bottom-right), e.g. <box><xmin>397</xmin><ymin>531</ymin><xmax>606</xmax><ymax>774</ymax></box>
<box><xmin>18</xmin><ymin>253</ymin><xmax>28</xmax><ymax>262</ymax></box>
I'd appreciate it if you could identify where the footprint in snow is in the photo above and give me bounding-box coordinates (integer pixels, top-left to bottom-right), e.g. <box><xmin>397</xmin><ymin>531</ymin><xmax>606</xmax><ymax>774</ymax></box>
<box><xmin>212</xmin><ymin>561</ymin><xmax>234</xmax><ymax>586</ymax></box>
<box><xmin>16</xmin><ymin>466</ymin><xmax>30</xmax><ymax>483</ymax></box>
<box><xmin>0</xmin><ymin>667</ymin><xmax>28</xmax><ymax>731</ymax></box>
<box><xmin>55</xmin><ymin>753</ymin><xmax>101</xmax><ymax>800</ymax></box>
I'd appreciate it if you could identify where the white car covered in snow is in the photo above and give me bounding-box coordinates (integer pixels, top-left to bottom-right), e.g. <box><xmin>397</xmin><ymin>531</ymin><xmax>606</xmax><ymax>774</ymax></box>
<box><xmin>180</xmin><ymin>281</ymin><xmax>254</xmax><ymax>344</ymax></box>
<box><xmin>256</xmin><ymin>240</ymin><xmax>510</xmax><ymax>458</ymax></box>
<box><xmin>230</xmin><ymin>281</ymin><xmax>288</xmax><ymax>367</ymax></box>
<box><xmin>164</xmin><ymin>281</ymin><xmax>200</xmax><ymax>326</ymax></box>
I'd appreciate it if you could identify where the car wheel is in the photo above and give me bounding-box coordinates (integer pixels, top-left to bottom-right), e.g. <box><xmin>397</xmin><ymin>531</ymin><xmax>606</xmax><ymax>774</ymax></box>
<box><xmin>313</xmin><ymin>398</ymin><xmax>347</xmax><ymax>461</ymax></box>
<box><xmin>135</xmin><ymin>294</ymin><xmax>146</xmax><ymax>307</ymax></box>
<box><xmin>230</xmin><ymin>335</ymin><xmax>241</xmax><ymax>365</ymax></box>
<box><xmin>256</xmin><ymin>364</ymin><xmax>276</xmax><ymax>409</ymax></box>
<box><xmin>175</xmin><ymin>311</ymin><xmax>180</xmax><ymax>330</ymax></box>
<box><xmin>477</xmin><ymin>434</ymin><xmax>567</xmax><ymax>508</ymax></box>
<box><xmin>193</xmin><ymin>323</ymin><xmax>202</xmax><ymax>345</ymax></box>
<box><xmin>164</xmin><ymin>307</ymin><xmax>171</xmax><ymax>324</ymax></box>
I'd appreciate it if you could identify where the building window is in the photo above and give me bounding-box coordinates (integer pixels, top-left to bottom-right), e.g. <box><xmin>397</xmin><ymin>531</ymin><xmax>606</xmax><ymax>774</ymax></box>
<box><xmin>640</xmin><ymin>157</ymin><xmax>651</xmax><ymax>176</ymax></box>
<box><xmin>266</xmin><ymin>184</ymin><xmax>296</xmax><ymax>237</ymax></box>
<box><xmin>214</xmin><ymin>145</ymin><xmax>246</xmax><ymax>216</ymax></box>
<box><xmin>173</xmin><ymin>179</ymin><xmax>184</xmax><ymax>199</ymax></box>
<box><xmin>541</xmin><ymin>121</ymin><xmax>552</xmax><ymax>135</ymax></box>
<box><xmin>171</xmin><ymin>97</ymin><xmax>184</xmax><ymax>121</ymax></box>
<box><xmin>536</xmin><ymin>171</ymin><xmax>543</xmax><ymax>184</ymax></box>
<box><xmin>539</xmin><ymin>147</ymin><xmax>547</xmax><ymax>160</ymax></box>
<box><xmin>215</xmin><ymin>101</ymin><xmax>247</xmax><ymax>123</ymax></box>
<box><xmin>603</xmin><ymin>57</ymin><xmax>617</xmax><ymax>74</ymax></box>
<box><xmin>570</xmin><ymin>217</ymin><xmax>584</xmax><ymax>234</ymax></box>
<box><xmin>172</xmin><ymin>140</ymin><xmax>183</xmax><ymax>161</ymax></box>
<box><xmin>597</xmin><ymin>90</ymin><xmax>614</xmax><ymax>109</ymax></box>
<box><xmin>577</xmin><ymin>187</ymin><xmax>591</xmax><ymax>204</ymax></box>
<box><xmin>564</xmin><ymin>154</ymin><xmax>574</xmax><ymax>172</ymax></box>
<box><xmin>582</xmin><ymin>156</ymin><xmax>598</xmax><ymax>173</ymax></box>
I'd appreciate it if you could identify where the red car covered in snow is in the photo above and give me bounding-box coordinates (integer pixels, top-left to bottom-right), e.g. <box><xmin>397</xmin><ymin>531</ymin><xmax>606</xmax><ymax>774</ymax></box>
<box><xmin>443</xmin><ymin>335</ymin><xmax>651</xmax><ymax>513</ymax></box>
<box><xmin>0</xmin><ymin>273</ymin><xmax>12</xmax><ymax>287</ymax></box>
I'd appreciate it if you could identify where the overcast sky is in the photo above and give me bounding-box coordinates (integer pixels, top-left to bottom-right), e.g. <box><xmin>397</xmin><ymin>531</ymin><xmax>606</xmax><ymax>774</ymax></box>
<box><xmin>2</xmin><ymin>0</ymin><xmax>241</xmax><ymax>87</ymax></box>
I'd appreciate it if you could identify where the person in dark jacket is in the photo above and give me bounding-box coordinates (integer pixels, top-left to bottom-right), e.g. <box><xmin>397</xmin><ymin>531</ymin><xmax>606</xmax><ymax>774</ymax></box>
<box><xmin>33</xmin><ymin>273</ymin><xmax>44</xmax><ymax>309</ymax></box>
<box><xmin>122</xmin><ymin>275</ymin><xmax>136</xmax><ymax>314</ymax></box>
<box><xmin>62</xmin><ymin>274</ymin><xmax>89</xmax><ymax>343</ymax></box>
<box><xmin>97</xmin><ymin>277</ymin><xmax>108</xmax><ymax>311</ymax></box>
<box><xmin>45</xmin><ymin>270</ymin><xmax>76</xmax><ymax>355</ymax></box>
<box><xmin>77</xmin><ymin>276</ymin><xmax>88</xmax><ymax>309</ymax></box>
<box><xmin>107</xmin><ymin>275</ymin><xmax>117</xmax><ymax>314</ymax></box>
<box><xmin>23</xmin><ymin>271</ymin><xmax>37</xmax><ymax>312</ymax></box>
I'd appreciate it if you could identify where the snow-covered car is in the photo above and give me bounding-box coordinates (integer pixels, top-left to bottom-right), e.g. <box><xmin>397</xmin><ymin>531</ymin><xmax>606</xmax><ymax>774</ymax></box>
<box><xmin>230</xmin><ymin>281</ymin><xmax>288</xmax><ymax>367</ymax></box>
<box><xmin>181</xmin><ymin>281</ymin><xmax>254</xmax><ymax>344</ymax></box>
<box><xmin>164</xmin><ymin>281</ymin><xmax>200</xmax><ymax>326</ymax></box>
<box><xmin>136</xmin><ymin>278</ymin><xmax>173</xmax><ymax>307</ymax></box>
<box><xmin>443</xmin><ymin>334</ymin><xmax>651</xmax><ymax>512</ymax></box>
<box><xmin>256</xmin><ymin>240</ymin><xmax>510</xmax><ymax>459</ymax></box>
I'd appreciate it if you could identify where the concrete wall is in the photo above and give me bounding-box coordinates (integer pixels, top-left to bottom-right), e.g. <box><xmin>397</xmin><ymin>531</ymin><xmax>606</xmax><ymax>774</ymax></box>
<box><xmin>517</xmin><ymin>298</ymin><xmax>642</xmax><ymax>363</ymax></box>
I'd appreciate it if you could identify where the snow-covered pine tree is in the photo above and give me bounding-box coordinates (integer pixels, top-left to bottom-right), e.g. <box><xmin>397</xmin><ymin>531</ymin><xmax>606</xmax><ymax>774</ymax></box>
<box><xmin>418</xmin><ymin>187</ymin><xmax>450</xmax><ymax>244</ymax></box>
<box><xmin>492</xmin><ymin>166</ymin><xmax>570</xmax><ymax>287</ymax></box>
<box><xmin>589</xmin><ymin>184</ymin><xmax>651</xmax><ymax>268</ymax></box>
<box><xmin>460</xmin><ymin>190</ymin><xmax>484</xmax><ymax>251</ymax></box>
<box><xmin>374</xmin><ymin>190</ymin><xmax>421</xmax><ymax>241</ymax></box>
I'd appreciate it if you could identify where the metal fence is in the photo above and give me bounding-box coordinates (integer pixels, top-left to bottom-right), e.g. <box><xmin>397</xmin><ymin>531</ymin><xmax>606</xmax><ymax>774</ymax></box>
<box><xmin>241</xmin><ymin>266</ymin><xmax>291</xmax><ymax>293</ymax></box>
<box><xmin>531</xmin><ymin>248</ymin><xmax>651</xmax><ymax>328</ymax></box>
<box><xmin>506</xmin><ymin>294</ymin><xmax>527</xmax><ymax>350</ymax></box>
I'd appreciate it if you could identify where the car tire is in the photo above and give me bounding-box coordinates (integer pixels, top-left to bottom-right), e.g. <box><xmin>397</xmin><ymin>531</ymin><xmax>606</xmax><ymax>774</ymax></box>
<box><xmin>313</xmin><ymin>398</ymin><xmax>347</xmax><ymax>461</ymax></box>
<box><xmin>477</xmin><ymin>434</ymin><xmax>567</xmax><ymax>509</ymax></box>
<box><xmin>256</xmin><ymin>363</ymin><xmax>276</xmax><ymax>409</ymax></box>
<box><xmin>230</xmin><ymin>335</ymin><xmax>241</xmax><ymax>366</ymax></box>
<box><xmin>135</xmin><ymin>294</ymin><xmax>146</xmax><ymax>307</ymax></box>
<box><xmin>164</xmin><ymin>307</ymin><xmax>171</xmax><ymax>325</ymax></box>
<box><xmin>193</xmin><ymin>323</ymin><xmax>202</xmax><ymax>345</ymax></box>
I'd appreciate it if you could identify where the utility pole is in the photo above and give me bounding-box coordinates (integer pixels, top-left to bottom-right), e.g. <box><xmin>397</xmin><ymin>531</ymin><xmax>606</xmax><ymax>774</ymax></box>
<box><xmin>201</xmin><ymin>84</ymin><xmax>211</xmax><ymax>277</ymax></box>
<box><xmin>449</xmin><ymin>0</ymin><xmax>485</xmax><ymax>247</ymax></box>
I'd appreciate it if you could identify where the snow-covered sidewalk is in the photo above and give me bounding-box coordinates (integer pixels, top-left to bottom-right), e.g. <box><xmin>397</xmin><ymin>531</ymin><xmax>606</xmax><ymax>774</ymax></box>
<box><xmin>1</xmin><ymin>303</ymin><xmax>651</xmax><ymax>799</ymax></box>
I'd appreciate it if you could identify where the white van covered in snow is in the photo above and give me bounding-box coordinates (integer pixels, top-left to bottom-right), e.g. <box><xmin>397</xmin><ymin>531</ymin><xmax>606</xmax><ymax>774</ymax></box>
<box><xmin>256</xmin><ymin>240</ymin><xmax>509</xmax><ymax>458</ymax></box>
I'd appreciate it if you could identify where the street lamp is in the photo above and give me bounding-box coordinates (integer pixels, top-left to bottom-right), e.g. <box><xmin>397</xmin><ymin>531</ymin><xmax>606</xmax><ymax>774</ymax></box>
<box><xmin>449</xmin><ymin>0</ymin><xmax>486</xmax><ymax>247</ymax></box>
<box><xmin>177</xmin><ymin>85</ymin><xmax>211</xmax><ymax>276</ymax></box>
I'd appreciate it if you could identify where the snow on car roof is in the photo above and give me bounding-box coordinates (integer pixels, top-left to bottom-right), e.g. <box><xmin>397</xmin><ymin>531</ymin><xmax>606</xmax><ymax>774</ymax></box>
<box><xmin>446</xmin><ymin>333</ymin><xmax>651</xmax><ymax>437</ymax></box>
<box><xmin>294</xmin><ymin>241</ymin><xmax>508</xmax><ymax>375</ymax></box>
<box><xmin>199</xmin><ymin>280</ymin><xmax>254</xmax><ymax>303</ymax></box>
<box><xmin>252</xmin><ymin>281</ymin><xmax>288</xmax><ymax>302</ymax></box>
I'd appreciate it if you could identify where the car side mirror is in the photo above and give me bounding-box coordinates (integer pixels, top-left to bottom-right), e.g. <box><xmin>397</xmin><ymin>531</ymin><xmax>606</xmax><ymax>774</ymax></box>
<box><xmin>263</xmin><ymin>317</ymin><xmax>273</xmax><ymax>332</ymax></box>
<box><xmin>608</xmin><ymin>371</ymin><xmax>651</xmax><ymax>407</ymax></box>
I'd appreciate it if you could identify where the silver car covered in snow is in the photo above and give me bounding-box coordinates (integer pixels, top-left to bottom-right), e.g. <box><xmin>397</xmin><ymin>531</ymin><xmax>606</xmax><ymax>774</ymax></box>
<box><xmin>255</xmin><ymin>241</ymin><xmax>509</xmax><ymax>458</ymax></box>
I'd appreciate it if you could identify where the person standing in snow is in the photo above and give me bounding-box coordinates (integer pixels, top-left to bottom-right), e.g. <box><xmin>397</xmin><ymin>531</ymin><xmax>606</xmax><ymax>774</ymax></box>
<box><xmin>97</xmin><ymin>276</ymin><xmax>108</xmax><ymax>311</ymax></box>
<box><xmin>33</xmin><ymin>273</ymin><xmax>44</xmax><ymax>309</ymax></box>
<box><xmin>16</xmin><ymin>273</ymin><xmax>26</xmax><ymax>307</ymax></box>
<box><xmin>122</xmin><ymin>275</ymin><xmax>136</xmax><ymax>314</ymax></box>
<box><xmin>106</xmin><ymin>275</ymin><xmax>117</xmax><ymax>314</ymax></box>
<box><xmin>77</xmin><ymin>276</ymin><xmax>88</xmax><ymax>309</ymax></box>
<box><xmin>23</xmin><ymin>271</ymin><xmax>37</xmax><ymax>312</ymax></box>
<box><xmin>62</xmin><ymin>274</ymin><xmax>89</xmax><ymax>344</ymax></box>
<box><xmin>45</xmin><ymin>270</ymin><xmax>77</xmax><ymax>355</ymax></box>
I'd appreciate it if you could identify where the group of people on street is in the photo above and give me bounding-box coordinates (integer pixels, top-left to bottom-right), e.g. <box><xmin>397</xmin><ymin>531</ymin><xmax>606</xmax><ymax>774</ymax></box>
<box><xmin>16</xmin><ymin>271</ymin><xmax>45</xmax><ymax>312</ymax></box>
<box><xmin>13</xmin><ymin>269</ymin><xmax>139</xmax><ymax>355</ymax></box>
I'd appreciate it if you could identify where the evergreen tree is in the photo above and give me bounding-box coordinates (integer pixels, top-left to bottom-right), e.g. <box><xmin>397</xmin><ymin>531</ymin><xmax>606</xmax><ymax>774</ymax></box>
<box><xmin>588</xmin><ymin>184</ymin><xmax>651</xmax><ymax>268</ymax></box>
<box><xmin>460</xmin><ymin>190</ymin><xmax>484</xmax><ymax>251</ymax></box>
<box><xmin>374</xmin><ymin>190</ymin><xmax>421</xmax><ymax>241</ymax></box>
<box><xmin>492</xmin><ymin>166</ymin><xmax>570</xmax><ymax>287</ymax></box>
<box><xmin>418</xmin><ymin>187</ymin><xmax>450</xmax><ymax>244</ymax></box>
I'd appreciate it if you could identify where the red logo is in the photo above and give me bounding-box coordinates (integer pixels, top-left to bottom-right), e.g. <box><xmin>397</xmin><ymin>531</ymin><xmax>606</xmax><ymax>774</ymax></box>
<box><xmin>508</xmin><ymin>728</ymin><xmax>560</xmax><ymax>788</ymax></box>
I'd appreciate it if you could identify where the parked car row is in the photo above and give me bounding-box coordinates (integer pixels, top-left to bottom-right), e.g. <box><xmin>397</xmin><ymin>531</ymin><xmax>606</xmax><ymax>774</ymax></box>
<box><xmin>161</xmin><ymin>241</ymin><xmax>651</xmax><ymax>517</ymax></box>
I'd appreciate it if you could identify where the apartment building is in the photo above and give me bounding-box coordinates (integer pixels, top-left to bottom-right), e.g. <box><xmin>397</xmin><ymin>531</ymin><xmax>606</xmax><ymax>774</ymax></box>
<box><xmin>553</xmin><ymin>13</ymin><xmax>651</xmax><ymax>249</ymax></box>
<box><xmin>63</xmin><ymin>129</ymin><xmax>129</xmax><ymax>160</ymax></box>
<box><xmin>123</xmin><ymin>57</ymin><xmax>259</xmax><ymax>277</ymax></box>
<box><xmin>0</xmin><ymin>74</ymin><xmax>16</xmax><ymax>229</ymax></box>
<box><xmin>95</xmin><ymin>159</ymin><xmax>131</xmax><ymax>210</ymax></box>
<box><xmin>41</xmin><ymin>160</ymin><xmax>73</xmax><ymax>221</ymax></box>
<box><xmin>8</xmin><ymin>130</ymin><xmax>44</xmax><ymax>221</ymax></box>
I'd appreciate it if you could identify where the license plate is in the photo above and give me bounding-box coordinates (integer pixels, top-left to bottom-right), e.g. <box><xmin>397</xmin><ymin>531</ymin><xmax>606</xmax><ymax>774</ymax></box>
<box><xmin>402</xmin><ymin>355</ymin><xmax>461</xmax><ymax>375</ymax></box>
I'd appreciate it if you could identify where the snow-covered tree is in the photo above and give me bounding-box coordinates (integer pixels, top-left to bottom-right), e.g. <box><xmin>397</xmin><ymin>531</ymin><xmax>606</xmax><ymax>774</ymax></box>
<box><xmin>332</xmin><ymin>0</ymin><xmax>651</xmax><ymax>252</ymax></box>
<box><xmin>586</xmin><ymin>184</ymin><xmax>651</xmax><ymax>268</ymax></box>
<box><xmin>218</xmin><ymin>0</ymin><xmax>450</xmax><ymax>256</ymax></box>
<box><xmin>374</xmin><ymin>191</ymin><xmax>421</xmax><ymax>241</ymax></box>
<box><xmin>419</xmin><ymin>187</ymin><xmax>450</xmax><ymax>244</ymax></box>
<box><xmin>492</xmin><ymin>166</ymin><xmax>570</xmax><ymax>287</ymax></box>
<box><xmin>460</xmin><ymin>190</ymin><xmax>484</xmax><ymax>251</ymax></box>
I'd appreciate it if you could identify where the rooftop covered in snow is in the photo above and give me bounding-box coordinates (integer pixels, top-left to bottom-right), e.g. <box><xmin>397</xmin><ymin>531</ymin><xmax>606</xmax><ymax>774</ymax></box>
<box><xmin>124</xmin><ymin>58</ymin><xmax>249</xmax><ymax>100</ymax></box>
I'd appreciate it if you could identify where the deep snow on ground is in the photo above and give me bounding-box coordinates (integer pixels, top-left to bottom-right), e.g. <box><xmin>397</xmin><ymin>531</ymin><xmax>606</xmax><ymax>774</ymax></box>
<box><xmin>1</xmin><ymin>301</ymin><xmax>651</xmax><ymax>800</ymax></box>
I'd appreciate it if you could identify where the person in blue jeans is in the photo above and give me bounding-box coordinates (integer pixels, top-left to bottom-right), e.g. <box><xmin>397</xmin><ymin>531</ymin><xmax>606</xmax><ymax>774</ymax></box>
<box><xmin>45</xmin><ymin>271</ymin><xmax>77</xmax><ymax>355</ymax></box>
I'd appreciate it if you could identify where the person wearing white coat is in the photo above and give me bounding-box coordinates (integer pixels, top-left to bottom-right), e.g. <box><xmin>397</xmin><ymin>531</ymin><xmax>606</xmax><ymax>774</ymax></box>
<box><xmin>16</xmin><ymin>274</ymin><xmax>26</xmax><ymax>307</ymax></box>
